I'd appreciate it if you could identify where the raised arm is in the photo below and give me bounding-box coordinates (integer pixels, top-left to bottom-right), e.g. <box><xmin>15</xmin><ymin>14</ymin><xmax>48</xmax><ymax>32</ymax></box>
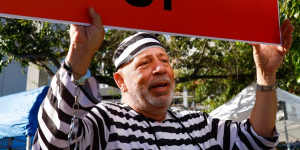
<box><xmin>250</xmin><ymin>20</ymin><xmax>294</xmax><ymax>137</ymax></box>
<box><xmin>65</xmin><ymin>8</ymin><xmax>105</xmax><ymax>80</ymax></box>
<box><xmin>32</xmin><ymin>8</ymin><xmax>108</xmax><ymax>150</ymax></box>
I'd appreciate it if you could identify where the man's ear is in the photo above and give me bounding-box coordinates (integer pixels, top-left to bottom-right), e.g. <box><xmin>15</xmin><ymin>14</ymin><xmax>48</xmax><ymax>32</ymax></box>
<box><xmin>113</xmin><ymin>72</ymin><xmax>128</xmax><ymax>92</ymax></box>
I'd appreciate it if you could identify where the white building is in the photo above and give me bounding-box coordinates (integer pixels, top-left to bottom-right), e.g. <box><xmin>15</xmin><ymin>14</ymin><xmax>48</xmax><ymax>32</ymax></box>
<box><xmin>0</xmin><ymin>61</ymin><xmax>27</xmax><ymax>96</ymax></box>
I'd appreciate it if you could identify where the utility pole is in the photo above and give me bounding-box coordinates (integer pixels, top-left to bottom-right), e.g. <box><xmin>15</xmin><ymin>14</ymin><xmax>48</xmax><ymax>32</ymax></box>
<box><xmin>279</xmin><ymin>101</ymin><xmax>291</xmax><ymax>150</ymax></box>
<box><xmin>183</xmin><ymin>87</ymin><xmax>188</xmax><ymax>108</ymax></box>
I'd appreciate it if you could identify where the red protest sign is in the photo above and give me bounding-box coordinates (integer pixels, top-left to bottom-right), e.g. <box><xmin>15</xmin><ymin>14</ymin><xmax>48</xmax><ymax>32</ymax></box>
<box><xmin>0</xmin><ymin>0</ymin><xmax>281</xmax><ymax>44</ymax></box>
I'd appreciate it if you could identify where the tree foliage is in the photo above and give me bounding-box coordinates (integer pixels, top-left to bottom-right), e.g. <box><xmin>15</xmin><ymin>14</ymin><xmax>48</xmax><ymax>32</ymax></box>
<box><xmin>171</xmin><ymin>0</ymin><xmax>300</xmax><ymax>111</ymax></box>
<box><xmin>0</xmin><ymin>19</ymin><xmax>69</xmax><ymax>75</ymax></box>
<box><xmin>0</xmin><ymin>0</ymin><xmax>298</xmax><ymax>111</ymax></box>
<box><xmin>278</xmin><ymin>0</ymin><xmax>300</xmax><ymax>94</ymax></box>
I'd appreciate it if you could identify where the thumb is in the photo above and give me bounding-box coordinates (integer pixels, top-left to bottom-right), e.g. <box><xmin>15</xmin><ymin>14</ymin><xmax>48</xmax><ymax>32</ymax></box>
<box><xmin>88</xmin><ymin>8</ymin><xmax>102</xmax><ymax>28</ymax></box>
<box><xmin>251</xmin><ymin>43</ymin><xmax>261</xmax><ymax>54</ymax></box>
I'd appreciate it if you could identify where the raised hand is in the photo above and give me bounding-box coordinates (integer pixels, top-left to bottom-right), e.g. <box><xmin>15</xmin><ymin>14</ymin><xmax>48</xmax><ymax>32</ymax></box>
<box><xmin>66</xmin><ymin>8</ymin><xmax>105</xmax><ymax>79</ymax></box>
<box><xmin>252</xmin><ymin>20</ymin><xmax>294</xmax><ymax>85</ymax></box>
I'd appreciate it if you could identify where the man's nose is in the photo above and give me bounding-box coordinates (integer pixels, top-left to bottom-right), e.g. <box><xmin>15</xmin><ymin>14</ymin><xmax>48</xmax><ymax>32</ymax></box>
<box><xmin>152</xmin><ymin>62</ymin><xmax>167</xmax><ymax>75</ymax></box>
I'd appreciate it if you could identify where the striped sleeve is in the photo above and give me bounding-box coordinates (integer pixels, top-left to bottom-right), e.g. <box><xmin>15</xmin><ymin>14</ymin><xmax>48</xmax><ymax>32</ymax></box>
<box><xmin>32</xmin><ymin>66</ymin><xmax>109</xmax><ymax>150</ymax></box>
<box><xmin>205</xmin><ymin>114</ymin><xmax>279</xmax><ymax>150</ymax></box>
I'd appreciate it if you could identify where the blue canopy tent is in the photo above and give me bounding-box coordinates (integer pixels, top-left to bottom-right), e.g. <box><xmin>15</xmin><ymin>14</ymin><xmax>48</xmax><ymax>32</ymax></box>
<box><xmin>0</xmin><ymin>86</ymin><xmax>49</xmax><ymax>150</ymax></box>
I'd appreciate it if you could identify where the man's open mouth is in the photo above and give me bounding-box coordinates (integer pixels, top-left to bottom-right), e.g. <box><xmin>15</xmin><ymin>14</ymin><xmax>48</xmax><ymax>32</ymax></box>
<box><xmin>149</xmin><ymin>82</ymin><xmax>169</xmax><ymax>89</ymax></box>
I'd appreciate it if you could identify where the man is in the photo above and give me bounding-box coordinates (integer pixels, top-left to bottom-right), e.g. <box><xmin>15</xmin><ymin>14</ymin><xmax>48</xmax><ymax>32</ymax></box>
<box><xmin>33</xmin><ymin>8</ymin><xmax>294</xmax><ymax>150</ymax></box>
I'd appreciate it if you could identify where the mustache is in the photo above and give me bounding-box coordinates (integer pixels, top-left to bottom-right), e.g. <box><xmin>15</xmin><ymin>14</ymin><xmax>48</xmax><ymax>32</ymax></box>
<box><xmin>149</xmin><ymin>76</ymin><xmax>172</xmax><ymax>87</ymax></box>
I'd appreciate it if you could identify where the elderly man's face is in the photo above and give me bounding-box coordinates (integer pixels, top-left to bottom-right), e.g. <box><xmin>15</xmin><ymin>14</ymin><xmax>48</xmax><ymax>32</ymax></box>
<box><xmin>120</xmin><ymin>47</ymin><xmax>175</xmax><ymax>108</ymax></box>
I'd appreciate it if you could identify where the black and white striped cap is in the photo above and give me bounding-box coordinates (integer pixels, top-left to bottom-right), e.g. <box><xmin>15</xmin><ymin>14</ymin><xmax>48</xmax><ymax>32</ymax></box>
<box><xmin>113</xmin><ymin>32</ymin><xmax>165</xmax><ymax>70</ymax></box>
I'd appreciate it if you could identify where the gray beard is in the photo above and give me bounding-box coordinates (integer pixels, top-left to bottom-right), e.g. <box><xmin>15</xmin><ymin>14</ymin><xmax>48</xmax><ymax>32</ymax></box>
<box><xmin>140</xmin><ymin>83</ymin><xmax>175</xmax><ymax>108</ymax></box>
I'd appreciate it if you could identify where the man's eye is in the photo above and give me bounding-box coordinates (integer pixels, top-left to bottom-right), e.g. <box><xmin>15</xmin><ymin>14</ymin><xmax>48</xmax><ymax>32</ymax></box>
<box><xmin>139</xmin><ymin>61</ymin><xmax>149</xmax><ymax>66</ymax></box>
<box><xmin>162</xmin><ymin>59</ymin><xmax>169</xmax><ymax>63</ymax></box>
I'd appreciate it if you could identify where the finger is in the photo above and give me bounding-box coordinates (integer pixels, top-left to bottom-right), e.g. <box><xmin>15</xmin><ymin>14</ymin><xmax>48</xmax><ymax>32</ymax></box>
<box><xmin>277</xmin><ymin>46</ymin><xmax>286</xmax><ymax>56</ymax></box>
<box><xmin>250</xmin><ymin>43</ymin><xmax>261</xmax><ymax>53</ymax></box>
<box><xmin>89</xmin><ymin>8</ymin><xmax>102</xmax><ymax>29</ymax></box>
<box><xmin>70</xmin><ymin>24</ymin><xmax>84</xmax><ymax>32</ymax></box>
<box><xmin>282</xmin><ymin>20</ymin><xmax>294</xmax><ymax>37</ymax></box>
<box><xmin>280</xmin><ymin>20</ymin><xmax>289</xmax><ymax>36</ymax></box>
<box><xmin>281</xmin><ymin>20</ymin><xmax>290</xmax><ymax>48</ymax></box>
<box><xmin>280</xmin><ymin>20</ymin><xmax>289</xmax><ymax>40</ymax></box>
<box><xmin>283</xmin><ymin>31</ymin><xmax>293</xmax><ymax>51</ymax></box>
<box><xmin>286</xmin><ymin>23</ymin><xmax>294</xmax><ymax>47</ymax></box>
<box><xmin>251</xmin><ymin>43</ymin><xmax>261</xmax><ymax>54</ymax></box>
<box><xmin>281</xmin><ymin>20</ymin><xmax>292</xmax><ymax>40</ymax></box>
<box><xmin>249</xmin><ymin>43</ymin><xmax>259</xmax><ymax>47</ymax></box>
<box><xmin>282</xmin><ymin>21</ymin><xmax>294</xmax><ymax>50</ymax></box>
<box><xmin>284</xmin><ymin>33</ymin><xmax>293</xmax><ymax>51</ymax></box>
<box><xmin>69</xmin><ymin>24</ymin><xmax>85</xmax><ymax>42</ymax></box>
<box><xmin>70</xmin><ymin>24</ymin><xmax>76</xmax><ymax>32</ymax></box>
<box><xmin>69</xmin><ymin>24</ymin><xmax>77</xmax><ymax>37</ymax></box>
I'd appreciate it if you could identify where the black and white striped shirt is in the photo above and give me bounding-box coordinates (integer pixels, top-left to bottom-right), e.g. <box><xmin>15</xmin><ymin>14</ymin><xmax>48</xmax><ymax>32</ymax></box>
<box><xmin>32</xmin><ymin>67</ymin><xmax>278</xmax><ymax>150</ymax></box>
